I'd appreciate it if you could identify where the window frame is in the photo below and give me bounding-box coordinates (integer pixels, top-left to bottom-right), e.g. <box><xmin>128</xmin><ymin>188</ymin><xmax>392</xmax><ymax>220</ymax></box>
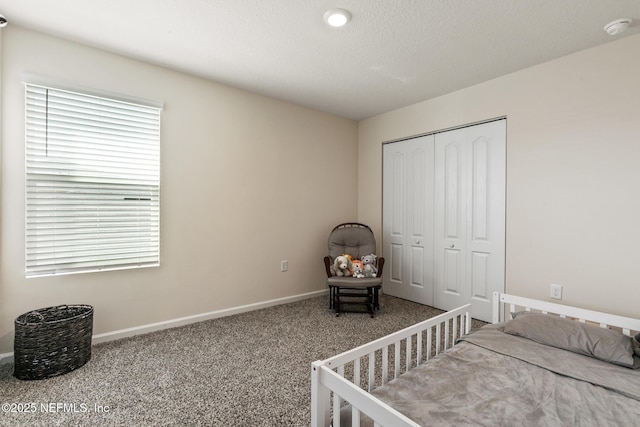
<box><xmin>24</xmin><ymin>83</ymin><xmax>162</xmax><ymax>278</ymax></box>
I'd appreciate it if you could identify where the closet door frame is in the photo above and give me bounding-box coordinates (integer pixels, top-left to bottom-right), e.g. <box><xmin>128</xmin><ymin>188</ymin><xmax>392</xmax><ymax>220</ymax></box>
<box><xmin>382</xmin><ymin>118</ymin><xmax>506</xmax><ymax>322</ymax></box>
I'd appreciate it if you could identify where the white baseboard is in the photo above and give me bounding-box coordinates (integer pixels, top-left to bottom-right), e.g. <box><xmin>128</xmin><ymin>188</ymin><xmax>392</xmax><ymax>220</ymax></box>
<box><xmin>0</xmin><ymin>289</ymin><xmax>328</xmax><ymax>365</ymax></box>
<box><xmin>0</xmin><ymin>352</ymin><xmax>14</xmax><ymax>365</ymax></box>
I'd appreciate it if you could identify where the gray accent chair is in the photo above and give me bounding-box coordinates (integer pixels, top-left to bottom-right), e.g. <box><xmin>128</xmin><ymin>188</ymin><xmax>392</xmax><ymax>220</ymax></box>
<box><xmin>323</xmin><ymin>223</ymin><xmax>385</xmax><ymax>317</ymax></box>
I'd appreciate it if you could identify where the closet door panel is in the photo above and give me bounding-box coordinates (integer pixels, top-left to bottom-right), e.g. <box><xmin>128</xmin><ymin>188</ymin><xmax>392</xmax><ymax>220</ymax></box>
<box><xmin>384</xmin><ymin>149</ymin><xmax>406</xmax><ymax>292</ymax></box>
<box><xmin>471</xmin><ymin>138</ymin><xmax>488</xmax><ymax>240</ymax></box>
<box><xmin>390</xmin><ymin>243</ymin><xmax>403</xmax><ymax>283</ymax></box>
<box><xmin>435</xmin><ymin>128</ymin><xmax>468</xmax><ymax>311</ymax></box>
<box><xmin>470</xmin><ymin>251</ymin><xmax>489</xmax><ymax>299</ymax></box>
<box><xmin>382</xmin><ymin>136</ymin><xmax>434</xmax><ymax>305</ymax></box>
<box><xmin>408</xmin><ymin>147</ymin><xmax>428</xmax><ymax>292</ymax></box>
<box><xmin>410</xmin><ymin>246</ymin><xmax>425</xmax><ymax>287</ymax></box>
<box><xmin>391</xmin><ymin>153</ymin><xmax>405</xmax><ymax>236</ymax></box>
<box><xmin>444</xmin><ymin>143</ymin><xmax>463</xmax><ymax>241</ymax></box>
<box><xmin>467</xmin><ymin>123</ymin><xmax>506</xmax><ymax>321</ymax></box>
<box><xmin>435</xmin><ymin>120</ymin><xmax>505</xmax><ymax>322</ymax></box>
<box><xmin>443</xmin><ymin>248</ymin><xmax>461</xmax><ymax>295</ymax></box>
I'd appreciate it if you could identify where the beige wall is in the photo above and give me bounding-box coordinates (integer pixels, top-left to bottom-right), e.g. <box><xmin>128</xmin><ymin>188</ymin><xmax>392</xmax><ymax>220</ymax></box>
<box><xmin>0</xmin><ymin>27</ymin><xmax>358</xmax><ymax>353</ymax></box>
<box><xmin>3</xmin><ymin>27</ymin><xmax>638</xmax><ymax>355</ymax></box>
<box><xmin>358</xmin><ymin>34</ymin><xmax>640</xmax><ymax>317</ymax></box>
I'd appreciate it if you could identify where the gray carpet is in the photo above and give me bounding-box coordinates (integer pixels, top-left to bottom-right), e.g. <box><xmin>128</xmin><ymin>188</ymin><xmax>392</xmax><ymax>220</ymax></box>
<box><xmin>0</xmin><ymin>294</ymin><xmax>485</xmax><ymax>426</ymax></box>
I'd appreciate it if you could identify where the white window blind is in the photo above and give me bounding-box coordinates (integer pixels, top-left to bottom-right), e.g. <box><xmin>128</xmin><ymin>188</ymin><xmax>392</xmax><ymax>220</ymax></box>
<box><xmin>25</xmin><ymin>84</ymin><xmax>161</xmax><ymax>277</ymax></box>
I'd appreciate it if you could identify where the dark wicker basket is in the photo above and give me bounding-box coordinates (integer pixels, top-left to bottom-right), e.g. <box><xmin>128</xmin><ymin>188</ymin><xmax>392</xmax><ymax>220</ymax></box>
<box><xmin>14</xmin><ymin>304</ymin><xmax>93</xmax><ymax>380</ymax></box>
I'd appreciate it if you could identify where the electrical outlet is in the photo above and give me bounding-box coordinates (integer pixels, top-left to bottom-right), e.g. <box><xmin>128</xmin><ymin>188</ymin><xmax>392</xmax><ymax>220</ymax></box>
<box><xmin>280</xmin><ymin>260</ymin><xmax>288</xmax><ymax>272</ymax></box>
<box><xmin>550</xmin><ymin>283</ymin><xmax>562</xmax><ymax>300</ymax></box>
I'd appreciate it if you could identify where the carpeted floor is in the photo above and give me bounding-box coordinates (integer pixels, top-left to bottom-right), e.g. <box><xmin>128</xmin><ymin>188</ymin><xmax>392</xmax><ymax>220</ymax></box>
<box><xmin>0</xmin><ymin>294</ymin><xmax>485</xmax><ymax>426</ymax></box>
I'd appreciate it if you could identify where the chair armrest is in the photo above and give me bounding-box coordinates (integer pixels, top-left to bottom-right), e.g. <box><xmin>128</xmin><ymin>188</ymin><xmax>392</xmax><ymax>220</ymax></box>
<box><xmin>376</xmin><ymin>257</ymin><xmax>385</xmax><ymax>278</ymax></box>
<box><xmin>323</xmin><ymin>256</ymin><xmax>333</xmax><ymax>278</ymax></box>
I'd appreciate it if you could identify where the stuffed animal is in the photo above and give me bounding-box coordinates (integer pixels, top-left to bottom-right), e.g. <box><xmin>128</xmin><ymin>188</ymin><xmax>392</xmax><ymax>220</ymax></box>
<box><xmin>361</xmin><ymin>254</ymin><xmax>378</xmax><ymax>277</ymax></box>
<box><xmin>352</xmin><ymin>263</ymin><xmax>365</xmax><ymax>278</ymax></box>
<box><xmin>351</xmin><ymin>260</ymin><xmax>364</xmax><ymax>278</ymax></box>
<box><xmin>330</xmin><ymin>255</ymin><xmax>353</xmax><ymax>277</ymax></box>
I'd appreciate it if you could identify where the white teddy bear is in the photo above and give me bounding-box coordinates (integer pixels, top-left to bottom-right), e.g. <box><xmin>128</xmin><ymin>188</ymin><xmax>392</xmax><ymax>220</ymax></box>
<box><xmin>330</xmin><ymin>255</ymin><xmax>353</xmax><ymax>277</ymax></box>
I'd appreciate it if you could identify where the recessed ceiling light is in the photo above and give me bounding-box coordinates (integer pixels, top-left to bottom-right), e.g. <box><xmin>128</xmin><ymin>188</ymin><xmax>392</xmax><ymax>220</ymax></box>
<box><xmin>604</xmin><ymin>18</ymin><xmax>632</xmax><ymax>36</ymax></box>
<box><xmin>324</xmin><ymin>8</ymin><xmax>351</xmax><ymax>27</ymax></box>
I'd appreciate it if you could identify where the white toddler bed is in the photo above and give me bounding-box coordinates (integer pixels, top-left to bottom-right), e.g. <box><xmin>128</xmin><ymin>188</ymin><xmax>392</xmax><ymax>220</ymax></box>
<box><xmin>311</xmin><ymin>292</ymin><xmax>640</xmax><ymax>427</ymax></box>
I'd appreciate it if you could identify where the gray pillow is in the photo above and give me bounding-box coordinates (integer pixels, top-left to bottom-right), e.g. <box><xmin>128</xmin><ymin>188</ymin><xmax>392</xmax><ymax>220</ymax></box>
<box><xmin>504</xmin><ymin>312</ymin><xmax>635</xmax><ymax>368</ymax></box>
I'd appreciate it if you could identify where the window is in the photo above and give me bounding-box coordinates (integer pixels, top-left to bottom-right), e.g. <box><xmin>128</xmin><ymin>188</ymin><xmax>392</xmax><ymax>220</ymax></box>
<box><xmin>25</xmin><ymin>84</ymin><xmax>161</xmax><ymax>277</ymax></box>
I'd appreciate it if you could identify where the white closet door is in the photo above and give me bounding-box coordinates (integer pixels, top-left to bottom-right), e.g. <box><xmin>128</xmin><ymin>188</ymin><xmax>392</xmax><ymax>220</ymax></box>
<box><xmin>382</xmin><ymin>135</ymin><xmax>434</xmax><ymax>305</ymax></box>
<box><xmin>434</xmin><ymin>120</ymin><xmax>506</xmax><ymax>322</ymax></box>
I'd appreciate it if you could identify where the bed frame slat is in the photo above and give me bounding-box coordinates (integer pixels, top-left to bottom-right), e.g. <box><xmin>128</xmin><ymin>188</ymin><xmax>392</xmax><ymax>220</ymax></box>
<box><xmin>352</xmin><ymin>405</ymin><xmax>361</xmax><ymax>426</ymax></box>
<box><xmin>382</xmin><ymin>347</ymin><xmax>389</xmax><ymax>385</ymax></box>
<box><xmin>405</xmin><ymin>336</ymin><xmax>412</xmax><ymax>371</ymax></box>
<box><xmin>368</xmin><ymin>351</ymin><xmax>375</xmax><ymax>392</ymax></box>
<box><xmin>392</xmin><ymin>341</ymin><xmax>399</xmax><ymax>379</ymax></box>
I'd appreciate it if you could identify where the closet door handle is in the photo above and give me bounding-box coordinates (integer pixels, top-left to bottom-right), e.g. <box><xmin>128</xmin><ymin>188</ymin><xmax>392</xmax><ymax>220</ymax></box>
<box><xmin>450</xmin><ymin>244</ymin><xmax>455</xmax><ymax>248</ymax></box>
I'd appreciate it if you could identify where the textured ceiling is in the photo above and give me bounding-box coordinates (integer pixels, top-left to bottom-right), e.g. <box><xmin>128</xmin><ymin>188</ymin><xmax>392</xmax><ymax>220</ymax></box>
<box><xmin>0</xmin><ymin>0</ymin><xmax>638</xmax><ymax>120</ymax></box>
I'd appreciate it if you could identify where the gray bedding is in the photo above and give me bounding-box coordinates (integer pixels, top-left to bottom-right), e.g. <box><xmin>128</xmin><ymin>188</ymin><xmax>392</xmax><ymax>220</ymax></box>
<box><xmin>344</xmin><ymin>324</ymin><xmax>640</xmax><ymax>426</ymax></box>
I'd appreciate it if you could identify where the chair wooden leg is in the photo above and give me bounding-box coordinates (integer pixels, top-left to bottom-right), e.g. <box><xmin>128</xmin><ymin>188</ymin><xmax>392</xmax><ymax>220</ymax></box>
<box><xmin>368</xmin><ymin>287</ymin><xmax>375</xmax><ymax>318</ymax></box>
